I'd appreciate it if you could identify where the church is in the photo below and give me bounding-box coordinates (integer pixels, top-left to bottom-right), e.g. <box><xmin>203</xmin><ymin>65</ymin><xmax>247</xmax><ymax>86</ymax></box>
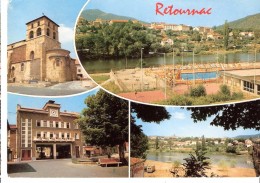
<box><xmin>7</xmin><ymin>15</ymin><xmax>77</xmax><ymax>83</ymax></box>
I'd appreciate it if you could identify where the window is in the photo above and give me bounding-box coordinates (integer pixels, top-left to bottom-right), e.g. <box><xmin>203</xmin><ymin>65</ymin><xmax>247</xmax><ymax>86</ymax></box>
<box><xmin>50</xmin><ymin>133</ymin><xmax>54</xmax><ymax>138</ymax></box>
<box><xmin>55</xmin><ymin>58</ymin><xmax>60</xmax><ymax>67</ymax></box>
<box><xmin>36</xmin><ymin>120</ymin><xmax>41</xmax><ymax>127</ymax></box>
<box><xmin>36</xmin><ymin>132</ymin><xmax>41</xmax><ymax>138</ymax></box>
<box><xmin>21</xmin><ymin>119</ymin><xmax>32</xmax><ymax>148</ymax></box>
<box><xmin>243</xmin><ymin>81</ymin><xmax>254</xmax><ymax>93</ymax></box>
<box><xmin>75</xmin><ymin>133</ymin><xmax>79</xmax><ymax>140</ymax></box>
<box><xmin>55</xmin><ymin>122</ymin><xmax>59</xmax><ymax>128</ymax></box>
<box><xmin>53</xmin><ymin>32</ymin><xmax>56</xmax><ymax>39</ymax></box>
<box><xmin>37</xmin><ymin>28</ymin><xmax>42</xmax><ymax>36</ymax></box>
<box><xmin>29</xmin><ymin>31</ymin><xmax>34</xmax><ymax>39</ymax></box>
<box><xmin>31</xmin><ymin>24</ymin><xmax>34</xmax><ymax>28</ymax></box>
<box><xmin>48</xmin><ymin>22</ymin><xmax>50</xmax><ymax>27</ymax></box>
<box><xmin>43</xmin><ymin>132</ymin><xmax>47</xmax><ymax>138</ymax></box>
<box><xmin>43</xmin><ymin>120</ymin><xmax>47</xmax><ymax>127</ymax></box>
<box><xmin>30</xmin><ymin>51</ymin><xmax>34</xmax><ymax>60</ymax></box>
<box><xmin>78</xmin><ymin>69</ymin><xmax>81</xmax><ymax>73</ymax></box>
<box><xmin>67</xmin><ymin>133</ymin><xmax>70</xmax><ymax>138</ymax></box>
<box><xmin>67</xmin><ymin>123</ymin><xmax>70</xmax><ymax>129</ymax></box>
<box><xmin>38</xmin><ymin>21</ymin><xmax>40</xmax><ymax>26</ymax></box>
<box><xmin>60</xmin><ymin>122</ymin><xmax>63</xmax><ymax>128</ymax></box>
<box><xmin>61</xmin><ymin>133</ymin><xmax>65</xmax><ymax>138</ymax></box>
<box><xmin>55</xmin><ymin>133</ymin><xmax>59</xmax><ymax>139</ymax></box>
<box><xmin>50</xmin><ymin>121</ymin><xmax>53</xmax><ymax>128</ymax></box>
<box><xmin>21</xmin><ymin>63</ymin><xmax>24</xmax><ymax>71</ymax></box>
<box><xmin>47</xmin><ymin>28</ymin><xmax>50</xmax><ymax>36</ymax></box>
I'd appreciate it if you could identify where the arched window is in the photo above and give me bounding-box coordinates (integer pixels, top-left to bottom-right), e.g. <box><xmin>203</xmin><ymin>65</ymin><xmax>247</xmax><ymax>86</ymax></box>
<box><xmin>38</xmin><ymin>21</ymin><xmax>40</xmax><ymax>26</ymax></box>
<box><xmin>47</xmin><ymin>28</ymin><xmax>50</xmax><ymax>36</ymax></box>
<box><xmin>30</xmin><ymin>51</ymin><xmax>34</xmax><ymax>60</ymax></box>
<box><xmin>48</xmin><ymin>22</ymin><xmax>50</xmax><ymax>27</ymax></box>
<box><xmin>55</xmin><ymin>58</ymin><xmax>60</xmax><ymax>67</ymax></box>
<box><xmin>21</xmin><ymin>63</ymin><xmax>24</xmax><ymax>71</ymax></box>
<box><xmin>53</xmin><ymin>32</ymin><xmax>56</xmax><ymax>39</ymax></box>
<box><xmin>29</xmin><ymin>31</ymin><xmax>34</xmax><ymax>39</ymax></box>
<box><xmin>11</xmin><ymin>66</ymin><xmax>15</xmax><ymax>78</ymax></box>
<box><xmin>37</xmin><ymin>28</ymin><xmax>42</xmax><ymax>36</ymax></box>
<box><xmin>31</xmin><ymin>24</ymin><xmax>34</xmax><ymax>28</ymax></box>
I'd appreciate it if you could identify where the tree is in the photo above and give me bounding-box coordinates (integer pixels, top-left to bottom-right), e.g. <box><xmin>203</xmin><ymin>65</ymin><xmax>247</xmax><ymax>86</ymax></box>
<box><xmin>201</xmin><ymin>135</ymin><xmax>206</xmax><ymax>151</ymax></box>
<box><xmin>77</xmin><ymin>90</ymin><xmax>128</xmax><ymax>162</ymax></box>
<box><xmin>131</xmin><ymin>102</ymin><xmax>171</xmax><ymax>123</ymax></box>
<box><xmin>187</xmin><ymin>100</ymin><xmax>260</xmax><ymax>130</ymax></box>
<box><xmin>189</xmin><ymin>85</ymin><xmax>206</xmax><ymax>97</ymax></box>
<box><xmin>182</xmin><ymin>149</ymin><xmax>210</xmax><ymax>177</ymax></box>
<box><xmin>130</xmin><ymin>103</ymin><xmax>171</xmax><ymax>157</ymax></box>
<box><xmin>155</xmin><ymin>136</ymin><xmax>159</xmax><ymax>150</ymax></box>
<box><xmin>130</xmin><ymin>120</ymin><xmax>149</xmax><ymax>158</ymax></box>
<box><xmin>168</xmin><ymin>138</ymin><xmax>172</xmax><ymax>150</ymax></box>
<box><xmin>224</xmin><ymin>20</ymin><xmax>229</xmax><ymax>50</ymax></box>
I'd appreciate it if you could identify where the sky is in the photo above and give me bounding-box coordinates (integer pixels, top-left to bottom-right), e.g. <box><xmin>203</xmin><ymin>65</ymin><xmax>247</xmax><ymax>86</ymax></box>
<box><xmin>7</xmin><ymin>0</ymin><xmax>87</xmax><ymax>58</ymax></box>
<box><xmin>134</xmin><ymin>105</ymin><xmax>259</xmax><ymax>138</ymax></box>
<box><xmin>7</xmin><ymin>88</ymin><xmax>98</xmax><ymax>125</ymax></box>
<box><xmin>86</xmin><ymin>0</ymin><xmax>260</xmax><ymax>27</ymax></box>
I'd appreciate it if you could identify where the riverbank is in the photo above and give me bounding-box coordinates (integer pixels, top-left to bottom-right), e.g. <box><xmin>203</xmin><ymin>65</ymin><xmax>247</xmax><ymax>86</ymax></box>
<box><xmin>144</xmin><ymin>160</ymin><xmax>256</xmax><ymax>177</ymax></box>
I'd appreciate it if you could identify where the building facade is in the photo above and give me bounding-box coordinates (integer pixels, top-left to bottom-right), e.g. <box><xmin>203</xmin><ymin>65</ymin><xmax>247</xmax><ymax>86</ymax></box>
<box><xmin>8</xmin><ymin>122</ymin><xmax>18</xmax><ymax>161</ymax></box>
<box><xmin>8</xmin><ymin>15</ymin><xmax>77</xmax><ymax>83</ymax></box>
<box><xmin>16</xmin><ymin>100</ymin><xmax>83</xmax><ymax>161</ymax></box>
<box><xmin>222</xmin><ymin>69</ymin><xmax>260</xmax><ymax>96</ymax></box>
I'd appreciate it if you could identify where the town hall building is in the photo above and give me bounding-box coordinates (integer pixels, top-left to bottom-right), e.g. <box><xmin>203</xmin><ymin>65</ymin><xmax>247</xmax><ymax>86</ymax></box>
<box><xmin>15</xmin><ymin>100</ymin><xmax>84</xmax><ymax>161</ymax></box>
<box><xmin>7</xmin><ymin>15</ymin><xmax>77</xmax><ymax>83</ymax></box>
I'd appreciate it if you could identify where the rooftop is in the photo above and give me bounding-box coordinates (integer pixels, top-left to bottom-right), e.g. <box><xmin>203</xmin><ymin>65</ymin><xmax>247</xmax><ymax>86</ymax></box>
<box><xmin>26</xmin><ymin>15</ymin><xmax>59</xmax><ymax>27</ymax></box>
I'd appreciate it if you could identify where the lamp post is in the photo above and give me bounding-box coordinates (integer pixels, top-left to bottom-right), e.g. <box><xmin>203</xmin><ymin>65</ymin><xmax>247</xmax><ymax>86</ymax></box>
<box><xmin>192</xmin><ymin>50</ymin><xmax>195</xmax><ymax>85</ymax></box>
<box><xmin>223</xmin><ymin>53</ymin><xmax>226</xmax><ymax>84</ymax></box>
<box><xmin>141</xmin><ymin>48</ymin><xmax>144</xmax><ymax>91</ymax></box>
<box><xmin>149</xmin><ymin>52</ymin><xmax>167</xmax><ymax>99</ymax></box>
<box><xmin>172</xmin><ymin>48</ymin><xmax>175</xmax><ymax>90</ymax></box>
<box><xmin>254</xmin><ymin>49</ymin><xmax>256</xmax><ymax>91</ymax></box>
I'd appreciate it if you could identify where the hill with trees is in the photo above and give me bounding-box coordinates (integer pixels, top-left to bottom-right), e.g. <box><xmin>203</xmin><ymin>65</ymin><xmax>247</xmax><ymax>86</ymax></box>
<box><xmin>217</xmin><ymin>13</ymin><xmax>260</xmax><ymax>31</ymax></box>
<box><xmin>80</xmin><ymin>9</ymin><xmax>138</xmax><ymax>21</ymax></box>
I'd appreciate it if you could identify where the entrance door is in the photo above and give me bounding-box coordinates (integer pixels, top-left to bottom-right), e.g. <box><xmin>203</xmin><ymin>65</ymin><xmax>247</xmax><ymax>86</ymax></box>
<box><xmin>36</xmin><ymin>145</ymin><xmax>54</xmax><ymax>160</ymax></box>
<box><xmin>75</xmin><ymin>146</ymin><xmax>80</xmax><ymax>158</ymax></box>
<box><xmin>21</xmin><ymin>150</ymin><xmax>31</xmax><ymax>161</ymax></box>
<box><xmin>56</xmin><ymin>144</ymin><xmax>71</xmax><ymax>159</ymax></box>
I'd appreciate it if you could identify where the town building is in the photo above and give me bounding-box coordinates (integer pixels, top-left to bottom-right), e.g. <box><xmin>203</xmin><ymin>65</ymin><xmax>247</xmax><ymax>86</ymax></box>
<box><xmin>130</xmin><ymin>158</ymin><xmax>145</xmax><ymax>177</ymax></box>
<box><xmin>109</xmin><ymin>19</ymin><xmax>129</xmax><ymax>25</ymax></box>
<box><xmin>7</xmin><ymin>122</ymin><xmax>18</xmax><ymax>162</ymax></box>
<box><xmin>7</xmin><ymin>15</ymin><xmax>77</xmax><ymax>83</ymax></box>
<box><xmin>14</xmin><ymin>100</ymin><xmax>83</xmax><ymax>161</ymax></box>
<box><xmin>193</xmin><ymin>26</ymin><xmax>213</xmax><ymax>34</ymax></box>
<box><xmin>222</xmin><ymin>69</ymin><xmax>260</xmax><ymax>96</ymax></box>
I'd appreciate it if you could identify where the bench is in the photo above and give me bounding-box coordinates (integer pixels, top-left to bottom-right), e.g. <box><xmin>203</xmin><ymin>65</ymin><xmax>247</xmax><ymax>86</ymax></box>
<box><xmin>98</xmin><ymin>158</ymin><xmax>122</xmax><ymax>167</ymax></box>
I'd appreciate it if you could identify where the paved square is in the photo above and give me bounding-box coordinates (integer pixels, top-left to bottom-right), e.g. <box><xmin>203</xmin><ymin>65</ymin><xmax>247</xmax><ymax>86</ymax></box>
<box><xmin>8</xmin><ymin>159</ymin><xmax>128</xmax><ymax>178</ymax></box>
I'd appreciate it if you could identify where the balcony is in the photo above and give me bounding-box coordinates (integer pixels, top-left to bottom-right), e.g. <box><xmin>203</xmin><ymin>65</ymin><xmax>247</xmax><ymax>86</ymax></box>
<box><xmin>33</xmin><ymin>136</ymin><xmax>75</xmax><ymax>142</ymax></box>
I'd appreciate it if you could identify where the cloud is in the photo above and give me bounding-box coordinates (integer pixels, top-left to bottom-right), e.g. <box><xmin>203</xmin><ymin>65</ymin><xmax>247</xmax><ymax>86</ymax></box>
<box><xmin>172</xmin><ymin>112</ymin><xmax>186</xmax><ymax>120</ymax></box>
<box><xmin>58</xmin><ymin>24</ymin><xmax>74</xmax><ymax>44</ymax></box>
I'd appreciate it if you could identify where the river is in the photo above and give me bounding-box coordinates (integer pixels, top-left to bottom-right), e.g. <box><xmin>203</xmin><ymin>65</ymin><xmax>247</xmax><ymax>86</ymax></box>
<box><xmin>147</xmin><ymin>151</ymin><xmax>254</xmax><ymax>168</ymax></box>
<box><xmin>81</xmin><ymin>52</ymin><xmax>260</xmax><ymax>74</ymax></box>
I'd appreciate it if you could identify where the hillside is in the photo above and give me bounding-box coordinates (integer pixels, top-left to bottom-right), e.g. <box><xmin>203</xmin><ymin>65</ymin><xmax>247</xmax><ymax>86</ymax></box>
<box><xmin>234</xmin><ymin>133</ymin><xmax>260</xmax><ymax>139</ymax></box>
<box><xmin>218</xmin><ymin>13</ymin><xmax>260</xmax><ymax>30</ymax></box>
<box><xmin>80</xmin><ymin>9</ymin><xmax>137</xmax><ymax>21</ymax></box>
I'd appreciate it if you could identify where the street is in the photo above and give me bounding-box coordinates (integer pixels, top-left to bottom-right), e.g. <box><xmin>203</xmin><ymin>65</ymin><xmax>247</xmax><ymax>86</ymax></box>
<box><xmin>8</xmin><ymin>81</ymin><xmax>97</xmax><ymax>96</ymax></box>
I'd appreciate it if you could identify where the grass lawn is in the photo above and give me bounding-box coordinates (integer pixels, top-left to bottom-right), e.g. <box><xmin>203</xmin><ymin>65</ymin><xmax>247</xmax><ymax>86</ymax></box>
<box><xmin>90</xmin><ymin>75</ymin><xmax>110</xmax><ymax>84</ymax></box>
